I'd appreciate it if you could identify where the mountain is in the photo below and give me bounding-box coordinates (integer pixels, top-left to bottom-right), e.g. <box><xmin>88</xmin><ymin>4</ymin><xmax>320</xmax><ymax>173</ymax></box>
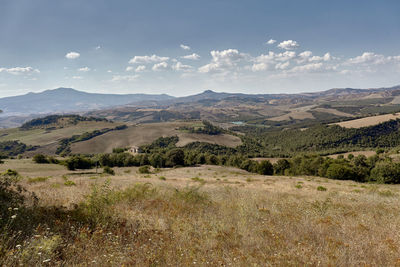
<box><xmin>0</xmin><ymin>88</ymin><xmax>174</xmax><ymax>116</ymax></box>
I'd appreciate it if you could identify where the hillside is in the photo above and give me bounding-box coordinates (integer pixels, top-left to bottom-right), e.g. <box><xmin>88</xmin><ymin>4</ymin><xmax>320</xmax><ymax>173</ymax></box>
<box><xmin>2</xmin><ymin>160</ymin><xmax>400</xmax><ymax>265</ymax></box>
<box><xmin>2</xmin><ymin>85</ymin><xmax>400</xmax><ymax>129</ymax></box>
<box><xmin>0</xmin><ymin>87</ymin><xmax>174</xmax><ymax>116</ymax></box>
<box><xmin>86</xmin><ymin>85</ymin><xmax>400</xmax><ymax>129</ymax></box>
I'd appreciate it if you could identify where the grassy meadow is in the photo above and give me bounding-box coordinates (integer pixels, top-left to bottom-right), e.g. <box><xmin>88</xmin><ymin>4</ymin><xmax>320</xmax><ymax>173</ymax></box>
<box><xmin>1</xmin><ymin>159</ymin><xmax>400</xmax><ymax>266</ymax></box>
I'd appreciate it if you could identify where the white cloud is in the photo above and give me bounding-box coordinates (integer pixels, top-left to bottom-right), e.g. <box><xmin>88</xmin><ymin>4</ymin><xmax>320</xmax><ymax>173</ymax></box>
<box><xmin>126</xmin><ymin>66</ymin><xmax>134</xmax><ymax>72</ymax></box>
<box><xmin>289</xmin><ymin>63</ymin><xmax>324</xmax><ymax>73</ymax></box>
<box><xmin>111</xmin><ymin>74</ymin><xmax>139</xmax><ymax>82</ymax></box>
<box><xmin>180</xmin><ymin>44</ymin><xmax>191</xmax><ymax>50</ymax></box>
<box><xmin>275</xmin><ymin>62</ymin><xmax>290</xmax><ymax>70</ymax></box>
<box><xmin>78</xmin><ymin>67</ymin><xmax>90</xmax><ymax>72</ymax></box>
<box><xmin>135</xmin><ymin>65</ymin><xmax>146</xmax><ymax>72</ymax></box>
<box><xmin>277</xmin><ymin>40</ymin><xmax>299</xmax><ymax>50</ymax></box>
<box><xmin>152</xmin><ymin>62</ymin><xmax>169</xmax><ymax>71</ymax></box>
<box><xmin>267</xmin><ymin>39</ymin><xmax>276</xmax><ymax>45</ymax></box>
<box><xmin>129</xmin><ymin>54</ymin><xmax>169</xmax><ymax>64</ymax></box>
<box><xmin>65</xmin><ymin>52</ymin><xmax>80</xmax><ymax>59</ymax></box>
<box><xmin>95</xmin><ymin>45</ymin><xmax>101</xmax><ymax>50</ymax></box>
<box><xmin>182</xmin><ymin>53</ymin><xmax>200</xmax><ymax>60</ymax></box>
<box><xmin>199</xmin><ymin>49</ymin><xmax>247</xmax><ymax>73</ymax></box>
<box><xmin>172</xmin><ymin>62</ymin><xmax>193</xmax><ymax>72</ymax></box>
<box><xmin>251</xmin><ymin>63</ymin><xmax>269</xmax><ymax>72</ymax></box>
<box><xmin>72</xmin><ymin>76</ymin><xmax>83</xmax><ymax>80</ymax></box>
<box><xmin>107</xmin><ymin>70</ymin><xmax>112</xmax><ymax>73</ymax></box>
<box><xmin>0</xmin><ymin>66</ymin><xmax>40</xmax><ymax>75</ymax></box>
<box><xmin>347</xmin><ymin>52</ymin><xmax>388</xmax><ymax>65</ymax></box>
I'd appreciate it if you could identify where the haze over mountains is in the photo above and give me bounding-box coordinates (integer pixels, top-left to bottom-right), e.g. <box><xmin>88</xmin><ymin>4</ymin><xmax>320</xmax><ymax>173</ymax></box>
<box><xmin>0</xmin><ymin>87</ymin><xmax>174</xmax><ymax>115</ymax></box>
<box><xmin>1</xmin><ymin>85</ymin><xmax>400</xmax><ymax>128</ymax></box>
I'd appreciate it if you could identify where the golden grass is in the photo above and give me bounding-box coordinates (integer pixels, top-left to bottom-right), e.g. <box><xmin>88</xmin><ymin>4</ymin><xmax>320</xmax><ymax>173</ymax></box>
<box><xmin>334</xmin><ymin>113</ymin><xmax>400</xmax><ymax>128</ymax></box>
<box><xmin>0</xmin><ymin>121</ymin><xmax>118</xmax><ymax>146</ymax></box>
<box><xmin>327</xmin><ymin>151</ymin><xmax>376</xmax><ymax>159</ymax></box>
<box><xmin>2</xmin><ymin>160</ymin><xmax>400</xmax><ymax>265</ymax></box>
<box><xmin>71</xmin><ymin>121</ymin><xmax>241</xmax><ymax>154</ymax></box>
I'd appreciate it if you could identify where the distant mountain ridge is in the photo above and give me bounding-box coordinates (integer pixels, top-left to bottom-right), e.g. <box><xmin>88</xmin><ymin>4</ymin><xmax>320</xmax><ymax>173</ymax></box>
<box><xmin>0</xmin><ymin>88</ymin><xmax>174</xmax><ymax>115</ymax></box>
<box><xmin>1</xmin><ymin>85</ymin><xmax>400</xmax><ymax>128</ymax></box>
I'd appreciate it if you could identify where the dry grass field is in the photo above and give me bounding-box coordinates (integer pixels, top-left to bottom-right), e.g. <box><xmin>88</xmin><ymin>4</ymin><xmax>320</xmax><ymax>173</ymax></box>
<box><xmin>334</xmin><ymin>113</ymin><xmax>400</xmax><ymax>128</ymax></box>
<box><xmin>71</xmin><ymin>122</ymin><xmax>241</xmax><ymax>154</ymax></box>
<box><xmin>2</xmin><ymin>159</ymin><xmax>400</xmax><ymax>265</ymax></box>
<box><xmin>327</xmin><ymin>151</ymin><xmax>376</xmax><ymax>159</ymax></box>
<box><xmin>0</xmin><ymin>121</ymin><xmax>119</xmax><ymax>146</ymax></box>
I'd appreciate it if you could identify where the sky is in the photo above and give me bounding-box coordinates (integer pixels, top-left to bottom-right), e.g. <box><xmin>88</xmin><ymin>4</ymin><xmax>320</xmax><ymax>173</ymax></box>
<box><xmin>0</xmin><ymin>0</ymin><xmax>400</xmax><ymax>97</ymax></box>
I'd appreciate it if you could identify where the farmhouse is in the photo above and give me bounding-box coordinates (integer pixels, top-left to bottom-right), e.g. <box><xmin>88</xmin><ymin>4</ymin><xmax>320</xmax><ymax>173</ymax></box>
<box><xmin>129</xmin><ymin>146</ymin><xmax>141</xmax><ymax>154</ymax></box>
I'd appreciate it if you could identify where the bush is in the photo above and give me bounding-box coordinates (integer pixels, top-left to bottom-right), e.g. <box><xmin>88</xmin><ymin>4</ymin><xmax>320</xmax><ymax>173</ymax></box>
<box><xmin>258</xmin><ymin>160</ymin><xmax>273</xmax><ymax>175</ymax></box>
<box><xmin>165</xmin><ymin>149</ymin><xmax>185</xmax><ymax>167</ymax></box>
<box><xmin>326</xmin><ymin>164</ymin><xmax>356</xmax><ymax>180</ymax></box>
<box><xmin>138</xmin><ymin>165</ymin><xmax>151</xmax><ymax>174</ymax></box>
<box><xmin>64</xmin><ymin>180</ymin><xmax>76</xmax><ymax>186</ymax></box>
<box><xmin>103</xmin><ymin>166</ymin><xmax>115</xmax><ymax>175</ymax></box>
<box><xmin>273</xmin><ymin>159</ymin><xmax>290</xmax><ymax>175</ymax></box>
<box><xmin>65</xmin><ymin>155</ymin><xmax>93</xmax><ymax>170</ymax></box>
<box><xmin>32</xmin><ymin>154</ymin><xmax>49</xmax><ymax>164</ymax></box>
<box><xmin>370</xmin><ymin>162</ymin><xmax>400</xmax><ymax>184</ymax></box>
<box><xmin>317</xmin><ymin>186</ymin><xmax>327</xmax><ymax>191</ymax></box>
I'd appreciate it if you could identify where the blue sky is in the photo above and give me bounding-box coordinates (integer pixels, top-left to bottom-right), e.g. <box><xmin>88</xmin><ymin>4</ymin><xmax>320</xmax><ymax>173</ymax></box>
<box><xmin>0</xmin><ymin>0</ymin><xmax>400</xmax><ymax>97</ymax></box>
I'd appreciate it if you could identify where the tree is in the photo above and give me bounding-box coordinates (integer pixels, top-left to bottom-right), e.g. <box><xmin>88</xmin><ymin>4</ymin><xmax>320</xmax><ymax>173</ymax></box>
<box><xmin>370</xmin><ymin>162</ymin><xmax>400</xmax><ymax>184</ymax></box>
<box><xmin>326</xmin><ymin>163</ymin><xmax>355</xmax><ymax>180</ymax></box>
<box><xmin>166</xmin><ymin>149</ymin><xmax>185</xmax><ymax>167</ymax></box>
<box><xmin>273</xmin><ymin>159</ymin><xmax>290</xmax><ymax>175</ymax></box>
<box><xmin>258</xmin><ymin>160</ymin><xmax>273</xmax><ymax>175</ymax></box>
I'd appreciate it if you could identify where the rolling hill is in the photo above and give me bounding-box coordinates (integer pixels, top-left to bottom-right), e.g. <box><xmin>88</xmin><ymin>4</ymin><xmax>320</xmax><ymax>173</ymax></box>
<box><xmin>0</xmin><ymin>87</ymin><xmax>174</xmax><ymax>116</ymax></box>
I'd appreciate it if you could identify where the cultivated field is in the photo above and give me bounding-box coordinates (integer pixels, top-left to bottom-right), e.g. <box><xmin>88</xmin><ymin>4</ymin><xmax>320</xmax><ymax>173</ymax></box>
<box><xmin>71</xmin><ymin>122</ymin><xmax>241</xmax><ymax>154</ymax></box>
<box><xmin>334</xmin><ymin>113</ymin><xmax>400</xmax><ymax>128</ymax></box>
<box><xmin>0</xmin><ymin>121</ymin><xmax>119</xmax><ymax>146</ymax></box>
<box><xmin>1</xmin><ymin>159</ymin><xmax>400</xmax><ymax>265</ymax></box>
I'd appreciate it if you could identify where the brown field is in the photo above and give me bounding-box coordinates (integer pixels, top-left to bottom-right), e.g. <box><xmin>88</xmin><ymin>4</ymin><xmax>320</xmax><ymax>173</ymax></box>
<box><xmin>328</xmin><ymin>151</ymin><xmax>376</xmax><ymax>159</ymax></box>
<box><xmin>2</xmin><ymin>159</ymin><xmax>400</xmax><ymax>265</ymax></box>
<box><xmin>0</xmin><ymin>121</ymin><xmax>119</xmax><ymax>146</ymax></box>
<box><xmin>71</xmin><ymin>122</ymin><xmax>241</xmax><ymax>154</ymax></box>
<box><xmin>268</xmin><ymin>110</ymin><xmax>314</xmax><ymax>121</ymax></box>
<box><xmin>251</xmin><ymin>157</ymin><xmax>283</xmax><ymax>164</ymax></box>
<box><xmin>334</xmin><ymin>113</ymin><xmax>400</xmax><ymax>128</ymax></box>
<box><xmin>313</xmin><ymin>107</ymin><xmax>355</xmax><ymax>117</ymax></box>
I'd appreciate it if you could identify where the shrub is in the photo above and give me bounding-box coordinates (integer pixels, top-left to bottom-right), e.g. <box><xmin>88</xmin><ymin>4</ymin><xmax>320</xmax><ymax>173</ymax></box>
<box><xmin>32</xmin><ymin>154</ymin><xmax>49</xmax><ymax>164</ymax></box>
<box><xmin>273</xmin><ymin>159</ymin><xmax>290</xmax><ymax>175</ymax></box>
<box><xmin>27</xmin><ymin>176</ymin><xmax>49</xmax><ymax>183</ymax></box>
<box><xmin>173</xmin><ymin>186</ymin><xmax>210</xmax><ymax>205</ymax></box>
<box><xmin>138</xmin><ymin>165</ymin><xmax>151</xmax><ymax>174</ymax></box>
<box><xmin>370</xmin><ymin>162</ymin><xmax>400</xmax><ymax>184</ymax></box>
<box><xmin>64</xmin><ymin>180</ymin><xmax>76</xmax><ymax>186</ymax></box>
<box><xmin>103</xmin><ymin>166</ymin><xmax>115</xmax><ymax>175</ymax></box>
<box><xmin>166</xmin><ymin>149</ymin><xmax>185</xmax><ymax>167</ymax></box>
<box><xmin>65</xmin><ymin>155</ymin><xmax>93</xmax><ymax>170</ymax></box>
<box><xmin>317</xmin><ymin>186</ymin><xmax>327</xmax><ymax>191</ymax></box>
<box><xmin>326</xmin><ymin>164</ymin><xmax>356</xmax><ymax>180</ymax></box>
<box><xmin>258</xmin><ymin>160</ymin><xmax>273</xmax><ymax>175</ymax></box>
<box><xmin>112</xmin><ymin>147</ymin><xmax>126</xmax><ymax>153</ymax></box>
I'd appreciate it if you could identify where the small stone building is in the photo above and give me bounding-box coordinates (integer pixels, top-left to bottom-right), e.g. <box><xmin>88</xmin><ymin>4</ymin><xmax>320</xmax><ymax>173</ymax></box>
<box><xmin>129</xmin><ymin>146</ymin><xmax>141</xmax><ymax>154</ymax></box>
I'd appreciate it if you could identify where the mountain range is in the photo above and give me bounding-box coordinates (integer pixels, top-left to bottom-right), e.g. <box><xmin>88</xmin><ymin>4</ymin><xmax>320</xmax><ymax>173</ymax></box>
<box><xmin>1</xmin><ymin>85</ymin><xmax>400</xmax><ymax>128</ymax></box>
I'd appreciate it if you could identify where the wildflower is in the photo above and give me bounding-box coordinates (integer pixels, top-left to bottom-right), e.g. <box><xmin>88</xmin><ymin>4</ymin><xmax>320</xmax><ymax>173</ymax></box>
<box><xmin>43</xmin><ymin>259</ymin><xmax>51</xmax><ymax>263</ymax></box>
<box><xmin>8</xmin><ymin>207</ymin><xmax>12</xmax><ymax>211</ymax></box>
<box><xmin>13</xmin><ymin>208</ymin><xmax>18</xmax><ymax>211</ymax></box>
<box><xmin>11</xmin><ymin>215</ymin><xmax>17</xmax><ymax>219</ymax></box>
<box><xmin>16</xmin><ymin>245</ymin><xmax>21</xmax><ymax>249</ymax></box>
<box><xmin>38</xmin><ymin>252</ymin><xmax>42</xmax><ymax>255</ymax></box>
